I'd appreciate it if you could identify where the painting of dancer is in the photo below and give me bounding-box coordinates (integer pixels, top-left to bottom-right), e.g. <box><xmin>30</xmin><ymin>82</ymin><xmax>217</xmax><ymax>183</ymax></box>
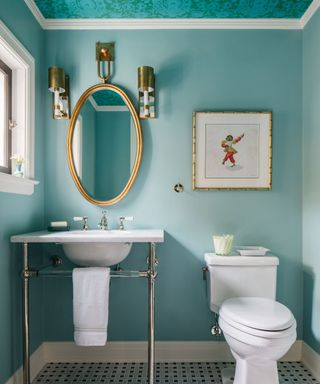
<box><xmin>193</xmin><ymin>112</ymin><xmax>272</xmax><ymax>190</ymax></box>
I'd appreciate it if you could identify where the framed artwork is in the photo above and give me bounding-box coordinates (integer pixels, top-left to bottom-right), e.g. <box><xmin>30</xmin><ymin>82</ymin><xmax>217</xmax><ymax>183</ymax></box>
<box><xmin>192</xmin><ymin>112</ymin><xmax>272</xmax><ymax>190</ymax></box>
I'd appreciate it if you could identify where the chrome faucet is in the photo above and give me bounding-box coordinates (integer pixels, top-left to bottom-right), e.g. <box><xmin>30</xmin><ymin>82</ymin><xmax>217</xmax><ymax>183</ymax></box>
<box><xmin>119</xmin><ymin>216</ymin><xmax>134</xmax><ymax>230</ymax></box>
<box><xmin>74</xmin><ymin>216</ymin><xmax>89</xmax><ymax>231</ymax></box>
<box><xmin>98</xmin><ymin>210</ymin><xmax>108</xmax><ymax>230</ymax></box>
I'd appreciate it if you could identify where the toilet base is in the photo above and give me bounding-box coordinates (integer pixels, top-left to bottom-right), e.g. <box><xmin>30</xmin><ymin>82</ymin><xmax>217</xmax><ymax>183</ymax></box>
<box><xmin>232</xmin><ymin>351</ymin><xmax>279</xmax><ymax>384</ymax></box>
<box><xmin>221</xmin><ymin>367</ymin><xmax>235</xmax><ymax>384</ymax></box>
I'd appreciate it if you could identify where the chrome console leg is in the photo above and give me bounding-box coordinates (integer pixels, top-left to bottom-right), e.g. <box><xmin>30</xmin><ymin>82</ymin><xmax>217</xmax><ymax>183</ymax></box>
<box><xmin>148</xmin><ymin>243</ymin><xmax>156</xmax><ymax>384</ymax></box>
<box><xmin>22</xmin><ymin>242</ymin><xmax>30</xmax><ymax>384</ymax></box>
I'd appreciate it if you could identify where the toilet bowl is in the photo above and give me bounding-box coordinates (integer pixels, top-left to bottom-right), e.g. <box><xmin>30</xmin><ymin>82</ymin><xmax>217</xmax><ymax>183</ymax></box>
<box><xmin>218</xmin><ymin>297</ymin><xmax>297</xmax><ymax>384</ymax></box>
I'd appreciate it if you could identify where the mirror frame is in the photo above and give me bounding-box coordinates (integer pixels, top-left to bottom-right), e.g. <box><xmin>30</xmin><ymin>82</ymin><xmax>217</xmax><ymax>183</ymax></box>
<box><xmin>67</xmin><ymin>83</ymin><xmax>142</xmax><ymax>206</ymax></box>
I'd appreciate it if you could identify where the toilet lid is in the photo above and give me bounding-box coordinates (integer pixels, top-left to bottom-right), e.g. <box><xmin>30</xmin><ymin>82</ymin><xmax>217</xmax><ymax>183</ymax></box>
<box><xmin>219</xmin><ymin>297</ymin><xmax>294</xmax><ymax>331</ymax></box>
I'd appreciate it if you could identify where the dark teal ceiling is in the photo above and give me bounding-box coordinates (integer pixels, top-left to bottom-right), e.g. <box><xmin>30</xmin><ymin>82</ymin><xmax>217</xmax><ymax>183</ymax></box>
<box><xmin>92</xmin><ymin>90</ymin><xmax>125</xmax><ymax>106</ymax></box>
<box><xmin>34</xmin><ymin>0</ymin><xmax>312</xmax><ymax>19</ymax></box>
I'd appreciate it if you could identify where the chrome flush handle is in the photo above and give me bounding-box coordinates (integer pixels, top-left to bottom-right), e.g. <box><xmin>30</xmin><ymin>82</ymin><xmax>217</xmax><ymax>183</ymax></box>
<box><xmin>119</xmin><ymin>216</ymin><xmax>134</xmax><ymax>230</ymax></box>
<box><xmin>74</xmin><ymin>216</ymin><xmax>89</xmax><ymax>231</ymax></box>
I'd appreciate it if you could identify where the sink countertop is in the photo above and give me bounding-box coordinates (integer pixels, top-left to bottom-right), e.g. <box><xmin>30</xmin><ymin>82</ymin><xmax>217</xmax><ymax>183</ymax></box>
<box><xmin>11</xmin><ymin>229</ymin><xmax>164</xmax><ymax>243</ymax></box>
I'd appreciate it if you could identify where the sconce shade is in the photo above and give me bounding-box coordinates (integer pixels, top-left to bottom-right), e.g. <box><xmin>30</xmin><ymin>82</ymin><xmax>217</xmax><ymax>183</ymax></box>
<box><xmin>61</xmin><ymin>75</ymin><xmax>69</xmax><ymax>99</ymax></box>
<box><xmin>138</xmin><ymin>66</ymin><xmax>154</xmax><ymax>92</ymax></box>
<box><xmin>48</xmin><ymin>67</ymin><xmax>70</xmax><ymax>120</ymax></box>
<box><xmin>48</xmin><ymin>66</ymin><xmax>65</xmax><ymax>93</ymax></box>
<box><xmin>138</xmin><ymin>66</ymin><xmax>155</xmax><ymax>119</ymax></box>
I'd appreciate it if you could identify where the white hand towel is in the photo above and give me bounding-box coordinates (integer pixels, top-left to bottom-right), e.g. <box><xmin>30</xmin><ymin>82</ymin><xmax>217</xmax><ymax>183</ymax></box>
<box><xmin>72</xmin><ymin>267</ymin><xmax>110</xmax><ymax>346</ymax></box>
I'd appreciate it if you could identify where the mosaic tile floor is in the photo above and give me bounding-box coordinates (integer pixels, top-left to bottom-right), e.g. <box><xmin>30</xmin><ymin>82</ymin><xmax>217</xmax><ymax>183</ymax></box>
<box><xmin>33</xmin><ymin>362</ymin><xmax>319</xmax><ymax>384</ymax></box>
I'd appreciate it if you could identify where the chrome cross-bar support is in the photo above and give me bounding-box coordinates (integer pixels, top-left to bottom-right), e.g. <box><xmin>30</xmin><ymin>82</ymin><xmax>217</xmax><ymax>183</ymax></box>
<box><xmin>20</xmin><ymin>242</ymin><xmax>159</xmax><ymax>384</ymax></box>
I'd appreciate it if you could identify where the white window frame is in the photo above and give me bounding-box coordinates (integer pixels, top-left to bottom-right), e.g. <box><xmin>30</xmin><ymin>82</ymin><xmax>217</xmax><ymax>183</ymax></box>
<box><xmin>0</xmin><ymin>59</ymin><xmax>12</xmax><ymax>173</ymax></box>
<box><xmin>0</xmin><ymin>20</ymin><xmax>38</xmax><ymax>195</ymax></box>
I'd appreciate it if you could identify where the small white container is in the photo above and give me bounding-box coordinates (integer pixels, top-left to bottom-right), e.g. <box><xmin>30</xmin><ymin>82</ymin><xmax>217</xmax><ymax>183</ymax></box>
<box><xmin>213</xmin><ymin>234</ymin><xmax>234</xmax><ymax>256</ymax></box>
<box><xmin>236</xmin><ymin>246</ymin><xmax>269</xmax><ymax>256</ymax></box>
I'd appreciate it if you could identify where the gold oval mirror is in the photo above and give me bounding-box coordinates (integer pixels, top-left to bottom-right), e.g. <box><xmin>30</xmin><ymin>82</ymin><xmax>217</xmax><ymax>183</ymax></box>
<box><xmin>67</xmin><ymin>83</ymin><xmax>142</xmax><ymax>206</ymax></box>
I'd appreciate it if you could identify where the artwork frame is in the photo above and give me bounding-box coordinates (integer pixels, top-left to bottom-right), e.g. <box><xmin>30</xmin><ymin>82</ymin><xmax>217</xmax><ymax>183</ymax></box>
<box><xmin>192</xmin><ymin>112</ymin><xmax>272</xmax><ymax>190</ymax></box>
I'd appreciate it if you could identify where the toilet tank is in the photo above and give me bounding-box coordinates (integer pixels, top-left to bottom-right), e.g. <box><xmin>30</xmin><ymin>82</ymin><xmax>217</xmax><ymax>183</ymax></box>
<box><xmin>205</xmin><ymin>253</ymin><xmax>279</xmax><ymax>313</ymax></box>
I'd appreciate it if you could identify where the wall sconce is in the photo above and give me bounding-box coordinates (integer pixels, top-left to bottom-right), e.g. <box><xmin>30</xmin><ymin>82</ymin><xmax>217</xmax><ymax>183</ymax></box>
<box><xmin>138</xmin><ymin>66</ymin><xmax>155</xmax><ymax>119</ymax></box>
<box><xmin>48</xmin><ymin>66</ymin><xmax>70</xmax><ymax>120</ymax></box>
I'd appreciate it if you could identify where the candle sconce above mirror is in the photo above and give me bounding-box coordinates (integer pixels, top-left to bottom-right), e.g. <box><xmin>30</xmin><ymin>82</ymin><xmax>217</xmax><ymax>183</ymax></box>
<box><xmin>96</xmin><ymin>42</ymin><xmax>115</xmax><ymax>83</ymax></box>
<box><xmin>66</xmin><ymin>42</ymin><xmax>143</xmax><ymax>206</ymax></box>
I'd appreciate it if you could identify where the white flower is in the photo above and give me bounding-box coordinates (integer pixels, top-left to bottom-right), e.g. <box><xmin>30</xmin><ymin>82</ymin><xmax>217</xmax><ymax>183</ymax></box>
<box><xmin>10</xmin><ymin>154</ymin><xmax>24</xmax><ymax>165</ymax></box>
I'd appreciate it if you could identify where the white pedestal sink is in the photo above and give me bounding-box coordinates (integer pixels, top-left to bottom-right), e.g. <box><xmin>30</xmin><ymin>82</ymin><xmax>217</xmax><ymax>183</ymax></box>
<box><xmin>10</xmin><ymin>228</ymin><xmax>164</xmax><ymax>384</ymax></box>
<box><xmin>11</xmin><ymin>229</ymin><xmax>164</xmax><ymax>267</ymax></box>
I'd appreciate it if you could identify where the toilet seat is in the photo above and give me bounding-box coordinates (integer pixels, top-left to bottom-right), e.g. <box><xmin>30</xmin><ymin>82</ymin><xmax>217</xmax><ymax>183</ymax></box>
<box><xmin>220</xmin><ymin>312</ymin><xmax>297</xmax><ymax>341</ymax></box>
<box><xmin>219</xmin><ymin>297</ymin><xmax>296</xmax><ymax>338</ymax></box>
<box><xmin>219</xmin><ymin>315</ymin><xmax>297</xmax><ymax>350</ymax></box>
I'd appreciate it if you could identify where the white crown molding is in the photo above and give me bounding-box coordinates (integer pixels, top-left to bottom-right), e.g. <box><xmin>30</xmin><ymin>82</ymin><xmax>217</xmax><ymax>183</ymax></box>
<box><xmin>42</xmin><ymin>18</ymin><xmax>302</xmax><ymax>30</ymax></box>
<box><xmin>23</xmin><ymin>0</ymin><xmax>46</xmax><ymax>29</ymax></box>
<box><xmin>97</xmin><ymin>105</ymin><xmax>128</xmax><ymax>111</ymax></box>
<box><xmin>301</xmin><ymin>0</ymin><xmax>320</xmax><ymax>28</ymax></box>
<box><xmin>89</xmin><ymin>96</ymin><xmax>128</xmax><ymax>112</ymax></box>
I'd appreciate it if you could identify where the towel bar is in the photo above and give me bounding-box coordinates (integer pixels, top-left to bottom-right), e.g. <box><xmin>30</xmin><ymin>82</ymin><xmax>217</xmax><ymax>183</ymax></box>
<box><xmin>37</xmin><ymin>269</ymin><xmax>150</xmax><ymax>278</ymax></box>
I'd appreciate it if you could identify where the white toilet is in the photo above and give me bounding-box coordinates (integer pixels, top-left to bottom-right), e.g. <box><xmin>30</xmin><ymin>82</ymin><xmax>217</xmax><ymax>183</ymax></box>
<box><xmin>205</xmin><ymin>253</ymin><xmax>296</xmax><ymax>384</ymax></box>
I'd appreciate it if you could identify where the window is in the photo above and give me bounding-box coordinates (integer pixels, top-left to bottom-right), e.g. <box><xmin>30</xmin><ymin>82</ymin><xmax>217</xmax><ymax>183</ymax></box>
<box><xmin>0</xmin><ymin>59</ymin><xmax>12</xmax><ymax>174</ymax></box>
<box><xmin>0</xmin><ymin>21</ymin><xmax>38</xmax><ymax>195</ymax></box>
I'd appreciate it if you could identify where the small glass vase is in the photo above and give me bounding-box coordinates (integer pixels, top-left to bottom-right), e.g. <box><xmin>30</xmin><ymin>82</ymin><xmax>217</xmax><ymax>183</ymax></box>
<box><xmin>14</xmin><ymin>163</ymin><xmax>23</xmax><ymax>177</ymax></box>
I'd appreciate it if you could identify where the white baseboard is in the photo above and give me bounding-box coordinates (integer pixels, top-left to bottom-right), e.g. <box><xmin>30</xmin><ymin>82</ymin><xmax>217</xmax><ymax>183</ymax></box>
<box><xmin>43</xmin><ymin>341</ymin><xmax>235</xmax><ymax>363</ymax></box>
<box><xmin>4</xmin><ymin>339</ymin><xmax>307</xmax><ymax>383</ymax></box>
<box><xmin>302</xmin><ymin>343</ymin><xmax>320</xmax><ymax>381</ymax></box>
<box><xmin>5</xmin><ymin>343</ymin><xmax>46</xmax><ymax>384</ymax></box>
<box><xmin>283</xmin><ymin>340</ymin><xmax>303</xmax><ymax>361</ymax></box>
<box><xmin>39</xmin><ymin>340</ymin><xmax>303</xmax><ymax>363</ymax></box>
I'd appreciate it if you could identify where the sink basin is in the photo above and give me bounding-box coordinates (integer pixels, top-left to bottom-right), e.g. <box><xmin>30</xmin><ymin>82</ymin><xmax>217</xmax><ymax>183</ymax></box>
<box><xmin>62</xmin><ymin>230</ymin><xmax>133</xmax><ymax>267</ymax></box>
<box><xmin>62</xmin><ymin>242</ymin><xmax>132</xmax><ymax>267</ymax></box>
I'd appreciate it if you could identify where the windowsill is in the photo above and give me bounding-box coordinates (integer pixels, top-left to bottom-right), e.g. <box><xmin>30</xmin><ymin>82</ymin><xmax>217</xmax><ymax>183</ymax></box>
<box><xmin>0</xmin><ymin>172</ymin><xmax>39</xmax><ymax>195</ymax></box>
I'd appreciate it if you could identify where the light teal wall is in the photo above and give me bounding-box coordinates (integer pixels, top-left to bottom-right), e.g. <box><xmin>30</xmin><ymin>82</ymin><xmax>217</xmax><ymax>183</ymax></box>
<box><xmin>302</xmin><ymin>7</ymin><xmax>320</xmax><ymax>353</ymax></box>
<box><xmin>95</xmin><ymin>111</ymin><xmax>131</xmax><ymax>200</ymax></box>
<box><xmin>0</xmin><ymin>3</ymin><xmax>45</xmax><ymax>383</ymax></box>
<box><xmin>44</xmin><ymin>29</ymin><xmax>303</xmax><ymax>342</ymax></box>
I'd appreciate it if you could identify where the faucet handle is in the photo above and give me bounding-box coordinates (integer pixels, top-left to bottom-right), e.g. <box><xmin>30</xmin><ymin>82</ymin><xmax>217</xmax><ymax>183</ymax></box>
<box><xmin>119</xmin><ymin>216</ymin><xmax>134</xmax><ymax>230</ymax></box>
<box><xmin>73</xmin><ymin>216</ymin><xmax>89</xmax><ymax>230</ymax></box>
